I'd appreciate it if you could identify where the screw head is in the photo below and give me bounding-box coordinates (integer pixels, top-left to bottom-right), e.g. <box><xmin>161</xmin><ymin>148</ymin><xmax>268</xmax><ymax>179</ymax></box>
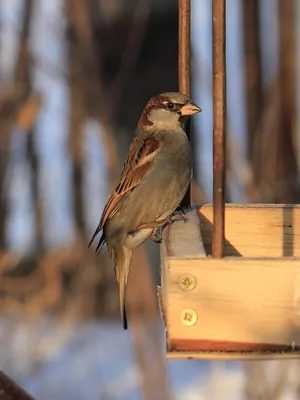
<box><xmin>180</xmin><ymin>308</ymin><xmax>198</xmax><ymax>326</ymax></box>
<box><xmin>178</xmin><ymin>274</ymin><xmax>196</xmax><ymax>291</ymax></box>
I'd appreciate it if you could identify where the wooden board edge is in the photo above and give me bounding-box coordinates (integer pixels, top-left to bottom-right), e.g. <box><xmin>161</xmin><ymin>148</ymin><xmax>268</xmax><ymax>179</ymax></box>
<box><xmin>197</xmin><ymin>203</ymin><xmax>300</xmax><ymax>210</ymax></box>
<box><xmin>166</xmin><ymin>350</ymin><xmax>300</xmax><ymax>360</ymax></box>
<box><xmin>157</xmin><ymin>285</ymin><xmax>166</xmax><ymax>324</ymax></box>
<box><xmin>167</xmin><ymin>255</ymin><xmax>300</xmax><ymax>261</ymax></box>
<box><xmin>163</xmin><ymin>207</ymin><xmax>207</xmax><ymax>258</ymax></box>
<box><xmin>167</xmin><ymin>338</ymin><xmax>300</xmax><ymax>352</ymax></box>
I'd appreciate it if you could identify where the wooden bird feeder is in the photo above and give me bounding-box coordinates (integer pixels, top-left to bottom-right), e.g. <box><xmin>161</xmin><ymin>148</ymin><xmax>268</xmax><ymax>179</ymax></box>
<box><xmin>159</xmin><ymin>205</ymin><xmax>300</xmax><ymax>360</ymax></box>
<box><xmin>158</xmin><ymin>0</ymin><xmax>300</xmax><ymax>360</ymax></box>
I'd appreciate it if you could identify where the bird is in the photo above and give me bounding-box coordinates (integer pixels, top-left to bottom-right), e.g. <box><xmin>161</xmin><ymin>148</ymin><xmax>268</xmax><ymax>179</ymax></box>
<box><xmin>89</xmin><ymin>92</ymin><xmax>202</xmax><ymax>329</ymax></box>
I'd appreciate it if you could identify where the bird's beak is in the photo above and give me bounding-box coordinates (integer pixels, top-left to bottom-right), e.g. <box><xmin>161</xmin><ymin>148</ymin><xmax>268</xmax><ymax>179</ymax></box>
<box><xmin>179</xmin><ymin>102</ymin><xmax>202</xmax><ymax>116</ymax></box>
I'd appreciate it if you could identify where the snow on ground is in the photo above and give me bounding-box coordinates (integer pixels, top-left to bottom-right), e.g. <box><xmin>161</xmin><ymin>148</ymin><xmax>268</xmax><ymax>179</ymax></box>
<box><xmin>0</xmin><ymin>316</ymin><xmax>244</xmax><ymax>400</ymax></box>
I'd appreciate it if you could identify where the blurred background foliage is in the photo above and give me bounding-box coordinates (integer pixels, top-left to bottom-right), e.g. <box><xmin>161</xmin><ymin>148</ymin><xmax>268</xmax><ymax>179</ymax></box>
<box><xmin>0</xmin><ymin>0</ymin><xmax>300</xmax><ymax>399</ymax></box>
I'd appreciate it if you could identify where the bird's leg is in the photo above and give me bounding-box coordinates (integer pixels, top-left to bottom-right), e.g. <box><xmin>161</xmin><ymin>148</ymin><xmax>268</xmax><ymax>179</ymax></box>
<box><xmin>137</xmin><ymin>213</ymin><xmax>188</xmax><ymax>230</ymax></box>
<box><xmin>131</xmin><ymin>210</ymin><xmax>189</xmax><ymax>244</ymax></box>
<box><xmin>129</xmin><ymin>220</ymin><xmax>165</xmax><ymax>241</ymax></box>
<box><xmin>135</xmin><ymin>218</ymin><xmax>169</xmax><ymax>232</ymax></box>
<box><xmin>173</xmin><ymin>206</ymin><xmax>186</xmax><ymax>215</ymax></box>
<box><xmin>150</xmin><ymin>228</ymin><xmax>163</xmax><ymax>243</ymax></box>
<box><xmin>151</xmin><ymin>212</ymin><xmax>188</xmax><ymax>243</ymax></box>
<box><xmin>170</xmin><ymin>206</ymin><xmax>189</xmax><ymax>225</ymax></box>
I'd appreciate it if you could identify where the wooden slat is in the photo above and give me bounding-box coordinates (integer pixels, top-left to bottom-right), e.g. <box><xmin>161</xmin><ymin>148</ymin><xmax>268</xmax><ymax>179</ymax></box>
<box><xmin>164</xmin><ymin>208</ymin><xmax>206</xmax><ymax>258</ymax></box>
<box><xmin>166</xmin><ymin>351</ymin><xmax>300</xmax><ymax>361</ymax></box>
<box><xmin>160</xmin><ymin>208</ymin><xmax>206</xmax><ymax>323</ymax></box>
<box><xmin>160</xmin><ymin>204</ymin><xmax>300</xmax><ymax>358</ymax></box>
<box><xmin>166</xmin><ymin>257</ymin><xmax>300</xmax><ymax>353</ymax></box>
<box><xmin>198</xmin><ymin>204</ymin><xmax>300</xmax><ymax>257</ymax></box>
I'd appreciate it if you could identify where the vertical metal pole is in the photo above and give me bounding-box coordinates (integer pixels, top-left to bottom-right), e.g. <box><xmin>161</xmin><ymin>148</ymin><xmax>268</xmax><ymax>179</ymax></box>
<box><xmin>179</xmin><ymin>0</ymin><xmax>191</xmax><ymax>207</ymax></box>
<box><xmin>212</xmin><ymin>0</ymin><xmax>226</xmax><ymax>258</ymax></box>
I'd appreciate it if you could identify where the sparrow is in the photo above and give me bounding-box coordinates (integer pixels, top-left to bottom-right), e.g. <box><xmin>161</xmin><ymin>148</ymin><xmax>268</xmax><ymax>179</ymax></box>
<box><xmin>89</xmin><ymin>92</ymin><xmax>202</xmax><ymax>329</ymax></box>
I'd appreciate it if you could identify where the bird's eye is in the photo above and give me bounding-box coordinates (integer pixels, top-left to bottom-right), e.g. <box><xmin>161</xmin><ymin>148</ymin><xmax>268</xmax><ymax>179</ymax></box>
<box><xmin>166</xmin><ymin>102</ymin><xmax>174</xmax><ymax>109</ymax></box>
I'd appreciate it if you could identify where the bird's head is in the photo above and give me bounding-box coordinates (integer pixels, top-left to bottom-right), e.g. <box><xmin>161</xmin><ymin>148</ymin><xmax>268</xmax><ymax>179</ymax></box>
<box><xmin>138</xmin><ymin>92</ymin><xmax>202</xmax><ymax>132</ymax></box>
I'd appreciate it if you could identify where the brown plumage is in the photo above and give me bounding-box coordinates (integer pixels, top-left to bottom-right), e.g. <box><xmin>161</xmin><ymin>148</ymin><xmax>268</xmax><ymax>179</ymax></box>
<box><xmin>89</xmin><ymin>92</ymin><xmax>202</xmax><ymax>329</ymax></box>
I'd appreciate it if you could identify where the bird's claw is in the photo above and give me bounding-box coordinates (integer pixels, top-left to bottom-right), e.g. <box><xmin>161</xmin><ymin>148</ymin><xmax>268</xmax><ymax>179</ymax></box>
<box><xmin>170</xmin><ymin>211</ymin><xmax>188</xmax><ymax>224</ymax></box>
<box><xmin>173</xmin><ymin>206</ymin><xmax>186</xmax><ymax>215</ymax></box>
<box><xmin>150</xmin><ymin>229</ymin><xmax>162</xmax><ymax>243</ymax></box>
<box><xmin>135</xmin><ymin>210</ymin><xmax>188</xmax><ymax>244</ymax></box>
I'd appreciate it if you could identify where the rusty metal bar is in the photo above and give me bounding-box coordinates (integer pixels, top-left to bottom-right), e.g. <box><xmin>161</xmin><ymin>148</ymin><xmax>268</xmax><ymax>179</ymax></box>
<box><xmin>178</xmin><ymin>0</ymin><xmax>191</xmax><ymax>97</ymax></box>
<box><xmin>212</xmin><ymin>0</ymin><xmax>226</xmax><ymax>258</ymax></box>
<box><xmin>179</xmin><ymin>0</ymin><xmax>191</xmax><ymax>207</ymax></box>
<box><xmin>0</xmin><ymin>371</ymin><xmax>36</xmax><ymax>400</ymax></box>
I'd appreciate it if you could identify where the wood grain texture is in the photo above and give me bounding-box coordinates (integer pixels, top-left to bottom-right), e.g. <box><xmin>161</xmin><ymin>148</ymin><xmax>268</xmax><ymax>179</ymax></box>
<box><xmin>198</xmin><ymin>203</ymin><xmax>300</xmax><ymax>257</ymax></box>
<box><xmin>164</xmin><ymin>208</ymin><xmax>206</xmax><ymax>258</ymax></box>
<box><xmin>166</xmin><ymin>350</ymin><xmax>300</xmax><ymax>360</ymax></box>
<box><xmin>160</xmin><ymin>208</ymin><xmax>206</xmax><ymax>323</ymax></box>
<box><xmin>166</xmin><ymin>258</ymin><xmax>300</xmax><ymax>352</ymax></box>
<box><xmin>167</xmin><ymin>339</ymin><xmax>299</xmax><ymax>352</ymax></box>
<box><xmin>160</xmin><ymin>204</ymin><xmax>300</xmax><ymax>358</ymax></box>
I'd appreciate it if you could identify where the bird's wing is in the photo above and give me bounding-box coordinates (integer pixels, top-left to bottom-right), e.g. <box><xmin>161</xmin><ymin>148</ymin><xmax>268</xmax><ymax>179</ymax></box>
<box><xmin>89</xmin><ymin>135</ymin><xmax>160</xmax><ymax>250</ymax></box>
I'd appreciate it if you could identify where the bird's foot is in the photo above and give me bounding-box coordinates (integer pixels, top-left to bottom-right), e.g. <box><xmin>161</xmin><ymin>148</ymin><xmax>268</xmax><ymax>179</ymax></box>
<box><xmin>173</xmin><ymin>206</ymin><xmax>186</xmax><ymax>215</ymax></box>
<box><xmin>136</xmin><ymin>212</ymin><xmax>187</xmax><ymax>231</ymax></box>
<box><xmin>130</xmin><ymin>220</ymin><xmax>165</xmax><ymax>243</ymax></box>
<box><xmin>150</xmin><ymin>229</ymin><xmax>163</xmax><ymax>243</ymax></box>
<box><xmin>136</xmin><ymin>212</ymin><xmax>188</xmax><ymax>244</ymax></box>
<box><xmin>170</xmin><ymin>209</ymin><xmax>188</xmax><ymax>224</ymax></box>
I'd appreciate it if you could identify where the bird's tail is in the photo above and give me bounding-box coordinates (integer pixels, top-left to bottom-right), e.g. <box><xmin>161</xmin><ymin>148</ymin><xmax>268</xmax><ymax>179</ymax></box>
<box><xmin>114</xmin><ymin>246</ymin><xmax>133</xmax><ymax>330</ymax></box>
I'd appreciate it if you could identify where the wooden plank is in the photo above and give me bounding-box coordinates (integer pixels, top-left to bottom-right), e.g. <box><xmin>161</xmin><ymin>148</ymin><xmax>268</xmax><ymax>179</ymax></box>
<box><xmin>198</xmin><ymin>203</ymin><xmax>300</xmax><ymax>257</ymax></box>
<box><xmin>160</xmin><ymin>208</ymin><xmax>206</xmax><ymax>323</ymax></box>
<box><xmin>166</xmin><ymin>351</ymin><xmax>300</xmax><ymax>361</ymax></box>
<box><xmin>164</xmin><ymin>208</ymin><xmax>206</xmax><ymax>258</ymax></box>
<box><xmin>166</xmin><ymin>257</ymin><xmax>300</xmax><ymax>352</ymax></box>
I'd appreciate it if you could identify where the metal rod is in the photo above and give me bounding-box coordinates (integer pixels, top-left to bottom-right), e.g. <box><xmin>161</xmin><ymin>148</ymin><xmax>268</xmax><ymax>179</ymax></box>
<box><xmin>212</xmin><ymin>0</ymin><xmax>226</xmax><ymax>258</ymax></box>
<box><xmin>0</xmin><ymin>371</ymin><xmax>36</xmax><ymax>400</ymax></box>
<box><xmin>179</xmin><ymin>0</ymin><xmax>191</xmax><ymax>207</ymax></box>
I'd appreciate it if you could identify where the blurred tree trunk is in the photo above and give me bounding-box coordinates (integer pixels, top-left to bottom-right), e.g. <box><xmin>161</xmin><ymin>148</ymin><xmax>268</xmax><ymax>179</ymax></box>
<box><xmin>244</xmin><ymin>1</ymin><xmax>299</xmax><ymax>203</ymax></box>
<box><xmin>18</xmin><ymin>0</ymin><xmax>44</xmax><ymax>254</ymax></box>
<box><xmin>242</xmin><ymin>0</ymin><xmax>262</xmax><ymax>181</ymax></box>
<box><xmin>67</xmin><ymin>0</ymin><xmax>120</xmax><ymax>189</ymax></box>
<box><xmin>0</xmin><ymin>98</ymin><xmax>12</xmax><ymax>250</ymax></box>
<box><xmin>0</xmin><ymin>0</ymin><xmax>35</xmax><ymax>251</ymax></box>
<box><xmin>245</xmin><ymin>2</ymin><xmax>298</xmax><ymax>395</ymax></box>
<box><xmin>66</xmin><ymin>0</ymin><xmax>89</xmax><ymax>236</ymax></box>
<box><xmin>275</xmin><ymin>0</ymin><xmax>299</xmax><ymax>202</ymax></box>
